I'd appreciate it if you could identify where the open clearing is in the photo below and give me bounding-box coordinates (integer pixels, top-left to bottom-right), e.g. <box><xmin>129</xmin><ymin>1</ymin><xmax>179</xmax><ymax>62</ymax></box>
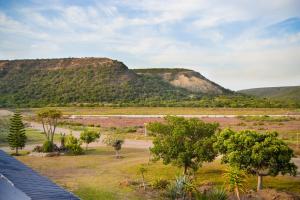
<box><xmin>16</xmin><ymin>146</ymin><xmax>300</xmax><ymax>200</ymax></box>
<box><xmin>1</xmin><ymin>108</ymin><xmax>300</xmax><ymax>199</ymax></box>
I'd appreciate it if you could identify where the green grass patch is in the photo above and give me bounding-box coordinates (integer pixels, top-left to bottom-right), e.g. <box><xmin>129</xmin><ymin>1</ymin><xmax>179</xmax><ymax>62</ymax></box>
<box><xmin>0</xmin><ymin>128</ymin><xmax>60</xmax><ymax>147</ymax></box>
<box><xmin>238</xmin><ymin>115</ymin><xmax>297</xmax><ymax>122</ymax></box>
<box><xmin>75</xmin><ymin>187</ymin><xmax>118</xmax><ymax>200</ymax></box>
<box><xmin>16</xmin><ymin>147</ymin><xmax>300</xmax><ymax>199</ymax></box>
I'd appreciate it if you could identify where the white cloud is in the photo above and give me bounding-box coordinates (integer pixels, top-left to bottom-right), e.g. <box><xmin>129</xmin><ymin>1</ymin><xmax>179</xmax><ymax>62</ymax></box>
<box><xmin>0</xmin><ymin>0</ymin><xmax>299</xmax><ymax>89</ymax></box>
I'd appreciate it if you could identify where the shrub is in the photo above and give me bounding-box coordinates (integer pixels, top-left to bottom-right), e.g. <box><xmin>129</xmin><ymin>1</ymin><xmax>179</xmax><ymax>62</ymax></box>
<box><xmin>33</xmin><ymin>145</ymin><xmax>43</xmax><ymax>153</ymax></box>
<box><xmin>168</xmin><ymin>175</ymin><xmax>195</xmax><ymax>199</ymax></box>
<box><xmin>65</xmin><ymin>135</ymin><xmax>83</xmax><ymax>155</ymax></box>
<box><xmin>152</xmin><ymin>178</ymin><xmax>170</xmax><ymax>190</ymax></box>
<box><xmin>80</xmin><ymin>130</ymin><xmax>100</xmax><ymax>150</ymax></box>
<box><xmin>196</xmin><ymin>188</ymin><xmax>227</xmax><ymax>200</ymax></box>
<box><xmin>42</xmin><ymin>140</ymin><xmax>54</xmax><ymax>152</ymax></box>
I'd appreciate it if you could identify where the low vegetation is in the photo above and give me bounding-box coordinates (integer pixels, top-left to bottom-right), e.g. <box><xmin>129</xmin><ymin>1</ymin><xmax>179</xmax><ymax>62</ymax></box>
<box><xmin>238</xmin><ymin>115</ymin><xmax>297</xmax><ymax>122</ymax></box>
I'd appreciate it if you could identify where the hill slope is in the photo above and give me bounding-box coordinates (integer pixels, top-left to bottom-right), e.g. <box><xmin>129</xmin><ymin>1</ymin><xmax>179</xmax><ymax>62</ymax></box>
<box><xmin>239</xmin><ymin>86</ymin><xmax>300</xmax><ymax>101</ymax></box>
<box><xmin>134</xmin><ymin>68</ymin><xmax>231</xmax><ymax>95</ymax></box>
<box><xmin>0</xmin><ymin>58</ymin><xmax>209</xmax><ymax>107</ymax></box>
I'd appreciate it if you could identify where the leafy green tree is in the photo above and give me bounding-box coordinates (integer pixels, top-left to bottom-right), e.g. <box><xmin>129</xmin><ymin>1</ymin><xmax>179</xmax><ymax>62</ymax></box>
<box><xmin>8</xmin><ymin>112</ymin><xmax>26</xmax><ymax>155</ymax></box>
<box><xmin>37</xmin><ymin>109</ymin><xmax>62</xmax><ymax>151</ymax></box>
<box><xmin>148</xmin><ymin>116</ymin><xmax>219</xmax><ymax>174</ymax></box>
<box><xmin>104</xmin><ymin>134</ymin><xmax>124</xmax><ymax>158</ymax></box>
<box><xmin>215</xmin><ymin>129</ymin><xmax>297</xmax><ymax>191</ymax></box>
<box><xmin>80</xmin><ymin>130</ymin><xmax>100</xmax><ymax>150</ymax></box>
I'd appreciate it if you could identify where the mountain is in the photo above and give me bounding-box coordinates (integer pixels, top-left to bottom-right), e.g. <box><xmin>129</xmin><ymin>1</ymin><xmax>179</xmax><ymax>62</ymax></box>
<box><xmin>238</xmin><ymin>86</ymin><xmax>300</xmax><ymax>102</ymax></box>
<box><xmin>134</xmin><ymin>68</ymin><xmax>231</xmax><ymax>95</ymax></box>
<box><xmin>0</xmin><ymin>57</ymin><xmax>230</xmax><ymax>107</ymax></box>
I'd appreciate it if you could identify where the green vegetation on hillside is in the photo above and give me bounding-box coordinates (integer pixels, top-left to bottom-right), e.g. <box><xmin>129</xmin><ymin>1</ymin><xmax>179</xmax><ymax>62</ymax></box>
<box><xmin>0</xmin><ymin>58</ymin><xmax>298</xmax><ymax>108</ymax></box>
<box><xmin>0</xmin><ymin>58</ymin><xmax>194</xmax><ymax>107</ymax></box>
<box><xmin>239</xmin><ymin>86</ymin><xmax>300</xmax><ymax>102</ymax></box>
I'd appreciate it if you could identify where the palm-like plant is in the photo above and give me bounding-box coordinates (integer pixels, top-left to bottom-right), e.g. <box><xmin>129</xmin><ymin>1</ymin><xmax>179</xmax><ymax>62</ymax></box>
<box><xmin>223</xmin><ymin>166</ymin><xmax>247</xmax><ymax>200</ymax></box>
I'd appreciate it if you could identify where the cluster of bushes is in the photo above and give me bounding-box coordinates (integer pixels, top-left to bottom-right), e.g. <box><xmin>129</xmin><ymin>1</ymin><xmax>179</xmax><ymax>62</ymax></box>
<box><xmin>238</xmin><ymin>115</ymin><xmax>296</xmax><ymax>122</ymax></box>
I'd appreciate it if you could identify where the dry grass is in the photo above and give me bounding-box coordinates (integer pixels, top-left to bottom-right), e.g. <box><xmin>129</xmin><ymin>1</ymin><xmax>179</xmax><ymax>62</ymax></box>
<box><xmin>16</xmin><ymin>147</ymin><xmax>300</xmax><ymax>200</ymax></box>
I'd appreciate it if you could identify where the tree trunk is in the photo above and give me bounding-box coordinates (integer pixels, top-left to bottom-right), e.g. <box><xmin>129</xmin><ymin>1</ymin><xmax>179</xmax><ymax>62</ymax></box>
<box><xmin>16</xmin><ymin>147</ymin><xmax>18</xmax><ymax>155</ymax></box>
<box><xmin>86</xmin><ymin>143</ymin><xmax>88</xmax><ymax>150</ymax></box>
<box><xmin>115</xmin><ymin>150</ymin><xmax>119</xmax><ymax>158</ymax></box>
<box><xmin>235</xmin><ymin>186</ymin><xmax>241</xmax><ymax>200</ymax></box>
<box><xmin>142</xmin><ymin>174</ymin><xmax>146</xmax><ymax>190</ymax></box>
<box><xmin>257</xmin><ymin>175</ymin><xmax>263</xmax><ymax>191</ymax></box>
<box><xmin>184</xmin><ymin>165</ymin><xmax>188</xmax><ymax>175</ymax></box>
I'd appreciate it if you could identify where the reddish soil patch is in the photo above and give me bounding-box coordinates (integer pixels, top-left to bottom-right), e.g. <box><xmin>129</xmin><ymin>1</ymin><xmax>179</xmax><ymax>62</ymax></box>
<box><xmin>66</xmin><ymin>117</ymin><xmax>164</xmax><ymax>128</ymax></box>
<box><xmin>65</xmin><ymin>117</ymin><xmax>300</xmax><ymax>133</ymax></box>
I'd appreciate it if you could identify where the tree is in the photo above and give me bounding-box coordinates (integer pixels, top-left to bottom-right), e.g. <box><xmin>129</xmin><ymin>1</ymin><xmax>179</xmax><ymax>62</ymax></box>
<box><xmin>8</xmin><ymin>112</ymin><xmax>26</xmax><ymax>155</ymax></box>
<box><xmin>215</xmin><ymin>129</ymin><xmax>297</xmax><ymax>191</ymax></box>
<box><xmin>37</xmin><ymin>109</ymin><xmax>62</xmax><ymax>151</ymax></box>
<box><xmin>80</xmin><ymin>130</ymin><xmax>100</xmax><ymax>150</ymax></box>
<box><xmin>138</xmin><ymin>165</ymin><xmax>147</xmax><ymax>190</ymax></box>
<box><xmin>104</xmin><ymin>135</ymin><xmax>124</xmax><ymax>158</ymax></box>
<box><xmin>148</xmin><ymin>116</ymin><xmax>219</xmax><ymax>174</ymax></box>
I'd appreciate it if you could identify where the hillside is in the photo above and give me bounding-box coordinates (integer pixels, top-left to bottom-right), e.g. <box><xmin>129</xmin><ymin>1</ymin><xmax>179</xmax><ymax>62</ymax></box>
<box><xmin>134</xmin><ymin>68</ymin><xmax>231</xmax><ymax>95</ymax></box>
<box><xmin>0</xmin><ymin>58</ymin><xmax>204</xmax><ymax>107</ymax></box>
<box><xmin>239</xmin><ymin>86</ymin><xmax>300</xmax><ymax>102</ymax></box>
<box><xmin>1</xmin><ymin>57</ymin><xmax>297</xmax><ymax>108</ymax></box>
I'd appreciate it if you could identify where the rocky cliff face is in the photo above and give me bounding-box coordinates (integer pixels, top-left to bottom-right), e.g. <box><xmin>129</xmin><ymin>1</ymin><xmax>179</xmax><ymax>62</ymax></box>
<box><xmin>134</xmin><ymin>68</ymin><xmax>231</xmax><ymax>95</ymax></box>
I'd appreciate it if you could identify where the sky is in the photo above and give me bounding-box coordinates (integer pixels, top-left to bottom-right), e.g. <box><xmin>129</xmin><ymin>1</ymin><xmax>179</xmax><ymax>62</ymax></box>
<box><xmin>0</xmin><ymin>0</ymin><xmax>300</xmax><ymax>90</ymax></box>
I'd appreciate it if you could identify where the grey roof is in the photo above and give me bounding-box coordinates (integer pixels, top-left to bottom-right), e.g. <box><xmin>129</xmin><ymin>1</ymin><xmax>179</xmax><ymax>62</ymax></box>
<box><xmin>0</xmin><ymin>150</ymin><xmax>80</xmax><ymax>200</ymax></box>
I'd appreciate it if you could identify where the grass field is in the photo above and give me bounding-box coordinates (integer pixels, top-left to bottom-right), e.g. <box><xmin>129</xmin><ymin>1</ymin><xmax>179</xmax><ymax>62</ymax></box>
<box><xmin>0</xmin><ymin>128</ymin><xmax>60</xmax><ymax>147</ymax></box>
<box><xmin>21</xmin><ymin>107</ymin><xmax>300</xmax><ymax>115</ymax></box>
<box><xmin>16</xmin><ymin>147</ymin><xmax>300</xmax><ymax>200</ymax></box>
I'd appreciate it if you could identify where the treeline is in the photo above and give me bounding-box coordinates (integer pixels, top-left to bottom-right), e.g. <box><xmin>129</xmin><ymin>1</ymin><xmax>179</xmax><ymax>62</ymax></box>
<box><xmin>1</xmin><ymin>95</ymin><xmax>297</xmax><ymax>108</ymax></box>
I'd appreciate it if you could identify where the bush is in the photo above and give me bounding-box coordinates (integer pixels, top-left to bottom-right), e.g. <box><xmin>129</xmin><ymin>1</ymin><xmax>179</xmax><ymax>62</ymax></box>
<box><xmin>42</xmin><ymin>140</ymin><xmax>54</xmax><ymax>152</ymax></box>
<box><xmin>168</xmin><ymin>175</ymin><xmax>195</xmax><ymax>199</ymax></box>
<box><xmin>196</xmin><ymin>188</ymin><xmax>227</xmax><ymax>200</ymax></box>
<box><xmin>152</xmin><ymin>178</ymin><xmax>170</xmax><ymax>190</ymax></box>
<box><xmin>33</xmin><ymin>145</ymin><xmax>43</xmax><ymax>153</ymax></box>
<box><xmin>65</xmin><ymin>135</ymin><xmax>83</xmax><ymax>155</ymax></box>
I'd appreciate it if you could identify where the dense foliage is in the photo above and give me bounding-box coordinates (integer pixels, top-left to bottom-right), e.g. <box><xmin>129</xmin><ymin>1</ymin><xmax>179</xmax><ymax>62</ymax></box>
<box><xmin>214</xmin><ymin>129</ymin><xmax>297</xmax><ymax>190</ymax></box>
<box><xmin>0</xmin><ymin>59</ymin><xmax>194</xmax><ymax>107</ymax></box>
<box><xmin>8</xmin><ymin>112</ymin><xmax>26</xmax><ymax>154</ymax></box>
<box><xmin>65</xmin><ymin>134</ymin><xmax>83</xmax><ymax>155</ymax></box>
<box><xmin>0</xmin><ymin>116</ymin><xmax>9</xmax><ymax>143</ymax></box>
<box><xmin>0</xmin><ymin>58</ymin><xmax>298</xmax><ymax>108</ymax></box>
<box><xmin>148</xmin><ymin>116</ymin><xmax>219</xmax><ymax>174</ymax></box>
<box><xmin>239</xmin><ymin>86</ymin><xmax>300</xmax><ymax>102</ymax></box>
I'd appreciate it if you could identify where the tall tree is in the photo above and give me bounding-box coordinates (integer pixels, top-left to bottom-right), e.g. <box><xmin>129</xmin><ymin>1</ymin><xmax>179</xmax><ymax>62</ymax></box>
<box><xmin>37</xmin><ymin>109</ymin><xmax>62</xmax><ymax>150</ymax></box>
<box><xmin>8</xmin><ymin>112</ymin><xmax>26</xmax><ymax>155</ymax></box>
<box><xmin>215</xmin><ymin>129</ymin><xmax>297</xmax><ymax>191</ymax></box>
<box><xmin>148</xmin><ymin>116</ymin><xmax>219</xmax><ymax>174</ymax></box>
